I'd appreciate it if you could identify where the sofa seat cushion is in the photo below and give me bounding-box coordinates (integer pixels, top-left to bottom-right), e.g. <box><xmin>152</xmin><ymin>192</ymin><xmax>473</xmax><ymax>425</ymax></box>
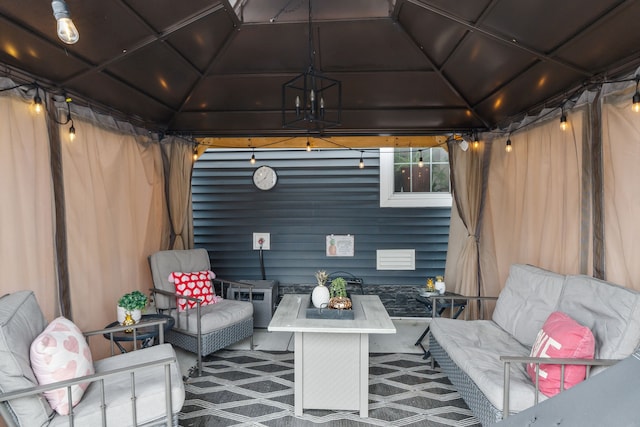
<box><xmin>48</xmin><ymin>343</ymin><xmax>185</xmax><ymax>427</ymax></box>
<box><xmin>172</xmin><ymin>299</ymin><xmax>253</xmax><ymax>335</ymax></box>
<box><xmin>492</xmin><ymin>264</ymin><xmax>565</xmax><ymax>347</ymax></box>
<box><xmin>430</xmin><ymin>318</ymin><xmax>544</xmax><ymax>412</ymax></box>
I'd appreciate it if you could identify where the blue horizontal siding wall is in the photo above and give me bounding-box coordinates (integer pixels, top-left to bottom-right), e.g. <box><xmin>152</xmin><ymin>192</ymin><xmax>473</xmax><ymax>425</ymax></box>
<box><xmin>192</xmin><ymin>149</ymin><xmax>450</xmax><ymax>287</ymax></box>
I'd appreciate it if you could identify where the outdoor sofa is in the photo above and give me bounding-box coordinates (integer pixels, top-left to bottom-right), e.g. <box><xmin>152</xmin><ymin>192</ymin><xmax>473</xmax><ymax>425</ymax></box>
<box><xmin>428</xmin><ymin>264</ymin><xmax>640</xmax><ymax>426</ymax></box>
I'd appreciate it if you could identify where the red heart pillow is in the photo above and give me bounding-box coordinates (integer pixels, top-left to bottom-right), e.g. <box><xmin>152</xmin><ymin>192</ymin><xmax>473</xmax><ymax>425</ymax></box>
<box><xmin>527</xmin><ymin>311</ymin><xmax>595</xmax><ymax>397</ymax></box>
<box><xmin>169</xmin><ymin>270</ymin><xmax>220</xmax><ymax>311</ymax></box>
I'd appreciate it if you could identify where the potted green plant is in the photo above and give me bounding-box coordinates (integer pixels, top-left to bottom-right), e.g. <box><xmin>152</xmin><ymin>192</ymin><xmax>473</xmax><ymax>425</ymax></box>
<box><xmin>117</xmin><ymin>290</ymin><xmax>148</xmax><ymax>326</ymax></box>
<box><xmin>329</xmin><ymin>277</ymin><xmax>352</xmax><ymax>310</ymax></box>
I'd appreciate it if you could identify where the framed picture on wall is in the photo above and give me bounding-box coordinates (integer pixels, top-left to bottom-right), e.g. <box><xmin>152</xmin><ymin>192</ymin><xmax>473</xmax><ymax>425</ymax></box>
<box><xmin>326</xmin><ymin>235</ymin><xmax>354</xmax><ymax>257</ymax></box>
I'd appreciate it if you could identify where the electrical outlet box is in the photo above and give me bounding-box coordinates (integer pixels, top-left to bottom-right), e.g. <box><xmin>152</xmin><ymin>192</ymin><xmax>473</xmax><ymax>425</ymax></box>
<box><xmin>253</xmin><ymin>232</ymin><xmax>271</xmax><ymax>250</ymax></box>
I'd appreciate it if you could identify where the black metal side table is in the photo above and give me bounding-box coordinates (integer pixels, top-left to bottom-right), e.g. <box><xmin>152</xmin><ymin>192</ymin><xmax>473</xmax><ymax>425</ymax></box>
<box><xmin>103</xmin><ymin>313</ymin><xmax>175</xmax><ymax>353</ymax></box>
<box><xmin>414</xmin><ymin>291</ymin><xmax>466</xmax><ymax>360</ymax></box>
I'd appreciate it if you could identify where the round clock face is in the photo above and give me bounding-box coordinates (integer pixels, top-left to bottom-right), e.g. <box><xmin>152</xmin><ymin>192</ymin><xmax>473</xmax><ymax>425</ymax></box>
<box><xmin>252</xmin><ymin>165</ymin><xmax>278</xmax><ymax>191</ymax></box>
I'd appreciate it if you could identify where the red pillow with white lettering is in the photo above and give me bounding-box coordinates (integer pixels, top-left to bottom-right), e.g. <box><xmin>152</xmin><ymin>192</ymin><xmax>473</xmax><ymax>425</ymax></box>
<box><xmin>527</xmin><ymin>311</ymin><xmax>595</xmax><ymax>397</ymax></box>
<box><xmin>169</xmin><ymin>270</ymin><xmax>220</xmax><ymax>311</ymax></box>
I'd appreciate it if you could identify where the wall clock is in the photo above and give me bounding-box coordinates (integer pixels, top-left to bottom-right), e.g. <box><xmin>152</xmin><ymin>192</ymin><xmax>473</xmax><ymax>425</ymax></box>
<box><xmin>252</xmin><ymin>165</ymin><xmax>278</xmax><ymax>191</ymax></box>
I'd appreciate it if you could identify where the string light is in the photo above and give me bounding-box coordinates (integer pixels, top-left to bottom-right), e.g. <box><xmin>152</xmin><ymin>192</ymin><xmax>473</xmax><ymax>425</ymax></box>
<box><xmin>250</xmin><ymin>150</ymin><xmax>256</xmax><ymax>164</ymax></box>
<box><xmin>51</xmin><ymin>0</ymin><xmax>79</xmax><ymax>44</ymax></box>
<box><xmin>418</xmin><ymin>150</ymin><xmax>424</xmax><ymax>167</ymax></box>
<box><xmin>306</xmin><ymin>138</ymin><xmax>311</xmax><ymax>152</ymax></box>
<box><xmin>359</xmin><ymin>151</ymin><xmax>364</xmax><ymax>169</ymax></box>
<box><xmin>193</xmin><ymin>146</ymin><xmax>198</xmax><ymax>161</ymax></box>
<box><xmin>33</xmin><ymin>88</ymin><xmax>43</xmax><ymax>114</ymax></box>
<box><xmin>505</xmin><ymin>137</ymin><xmax>512</xmax><ymax>153</ymax></box>
<box><xmin>632</xmin><ymin>77</ymin><xmax>640</xmax><ymax>113</ymax></box>
<box><xmin>560</xmin><ymin>112</ymin><xmax>568</xmax><ymax>131</ymax></box>
<box><xmin>473</xmin><ymin>131</ymin><xmax>479</xmax><ymax>149</ymax></box>
<box><xmin>65</xmin><ymin>95</ymin><xmax>75</xmax><ymax>141</ymax></box>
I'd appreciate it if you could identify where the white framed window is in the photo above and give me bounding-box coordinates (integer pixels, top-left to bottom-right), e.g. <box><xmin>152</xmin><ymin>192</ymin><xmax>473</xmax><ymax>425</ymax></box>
<box><xmin>379</xmin><ymin>147</ymin><xmax>452</xmax><ymax>208</ymax></box>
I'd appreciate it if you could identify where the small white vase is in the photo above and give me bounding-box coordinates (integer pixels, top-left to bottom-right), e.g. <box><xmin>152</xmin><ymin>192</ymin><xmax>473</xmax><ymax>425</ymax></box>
<box><xmin>435</xmin><ymin>281</ymin><xmax>446</xmax><ymax>295</ymax></box>
<box><xmin>311</xmin><ymin>285</ymin><xmax>330</xmax><ymax>308</ymax></box>
<box><xmin>117</xmin><ymin>306</ymin><xmax>142</xmax><ymax>325</ymax></box>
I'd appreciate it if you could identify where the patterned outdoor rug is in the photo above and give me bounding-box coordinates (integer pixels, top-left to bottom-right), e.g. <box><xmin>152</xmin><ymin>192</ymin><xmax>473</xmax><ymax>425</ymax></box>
<box><xmin>179</xmin><ymin>350</ymin><xmax>481</xmax><ymax>426</ymax></box>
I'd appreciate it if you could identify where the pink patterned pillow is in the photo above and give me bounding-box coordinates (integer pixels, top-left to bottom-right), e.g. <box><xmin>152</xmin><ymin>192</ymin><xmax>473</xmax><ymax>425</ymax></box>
<box><xmin>527</xmin><ymin>311</ymin><xmax>595</xmax><ymax>397</ymax></box>
<box><xmin>30</xmin><ymin>317</ymin><xmax>94</xmax><ymax>415</ymax></box>
<box><xmin>169</xmin><ymin>270</ymin><xmax>221</xmax><ymax>311</ymax></box>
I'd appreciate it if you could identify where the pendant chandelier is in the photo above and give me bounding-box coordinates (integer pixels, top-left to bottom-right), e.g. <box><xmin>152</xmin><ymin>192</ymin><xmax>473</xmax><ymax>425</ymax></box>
<box><xmin>281</xmin><ymin>0</ymin><xmax>342</xmax><ymax>132</ymax></box>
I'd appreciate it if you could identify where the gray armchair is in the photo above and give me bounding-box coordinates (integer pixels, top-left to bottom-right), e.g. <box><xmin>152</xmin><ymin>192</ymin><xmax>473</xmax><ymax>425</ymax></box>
<box><xmin>0</xmin><ymin>290</ymin><xmax>184</xmax><ymax>427</ymax></box>
<box><xmin>148</xmin><ymin>248</ymin><xmax>254</xmax><ymax>376</ymax></box>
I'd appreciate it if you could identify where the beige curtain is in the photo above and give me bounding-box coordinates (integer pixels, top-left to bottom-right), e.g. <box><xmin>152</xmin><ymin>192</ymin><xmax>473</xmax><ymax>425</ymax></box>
<box><xmin>0</xmin><ymin>94</ymin><xmax>58</xmax><ymax>320</ymax></box>
<box><xmin>601</xmin><ymin>89</ymin><xmax>640</xmax><ymax>291</ymax></box>
<box><xmin>162</xmin><ymin>137</ymin><xmax>194</xmax><ymax>250</ymax></box>
<box><xmin>61</xmin><ymin>117</ymin><xmax>167</xmax><ymax>358</ymax></box>
<box><xmin>480</xmin><ymin>113</ymin><xmax>586</xmax><ymax>295</ymax></box>
<box><xmin>444</xmin><ymin>141</ymin><xmax>486</xmax><ymax>299</ymax></box>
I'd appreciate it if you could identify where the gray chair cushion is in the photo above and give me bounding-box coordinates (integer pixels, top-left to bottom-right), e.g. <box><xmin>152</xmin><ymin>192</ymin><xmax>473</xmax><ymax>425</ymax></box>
<box><xmin>172</xmin><ymin>299</ymin><xmax>254</xmax><ymax>334</ymax></box>
<box><xmin>0</xmin><ymin>291</ymin><xmax>53</xmax><ymax>426</ymax></box>
<box><xmin>148</xmin><ymin>248</ymin><xmax>211</xmax><ymax>310</ymax></box>
<box><xmin>48</xmin><ymin>344</ymin><xmax>185</xmax><ymax>427</ymax></box>
<box><xmin>492</xmin><ymin>264</ymin><xmax>565</xmax><ymax>347</ymax></box>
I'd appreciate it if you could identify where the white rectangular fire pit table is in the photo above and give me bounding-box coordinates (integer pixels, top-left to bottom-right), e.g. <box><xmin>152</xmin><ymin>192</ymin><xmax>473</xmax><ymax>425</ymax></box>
<box><xmin>268</xmin><ymin>294</ymin><xmax>396</xmax><ymax>417</ymax></box>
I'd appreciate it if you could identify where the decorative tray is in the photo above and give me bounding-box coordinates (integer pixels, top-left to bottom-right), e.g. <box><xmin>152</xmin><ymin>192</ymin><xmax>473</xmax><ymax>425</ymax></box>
<box><xmin>305</xmin><ymin>302</ymin><xmax>355</xmax><ymax>320</ymax></box>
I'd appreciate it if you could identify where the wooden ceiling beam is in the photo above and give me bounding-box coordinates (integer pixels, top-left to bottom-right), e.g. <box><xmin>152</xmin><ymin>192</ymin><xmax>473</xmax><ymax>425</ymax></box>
<box><xmin>196</xmin><ymin>135</ymin><xmax>448</xmax><ymax>149</ymax></box>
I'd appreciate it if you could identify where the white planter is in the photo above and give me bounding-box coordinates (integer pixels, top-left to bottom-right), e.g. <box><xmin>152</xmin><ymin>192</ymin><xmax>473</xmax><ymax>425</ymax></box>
<box><xmin>435</xmin><ymin>281</ymin><xmax>446</xmax><ymax>295</ymax></box>
<box><xmin>117</xmin><ymin>306</ymin><xmax>142</xmax><ymax>325</ymax></box>
<box><xmin>311</xmin><ymin>285</ymin><xmax>330</xmax><ymax>308</ymax></box>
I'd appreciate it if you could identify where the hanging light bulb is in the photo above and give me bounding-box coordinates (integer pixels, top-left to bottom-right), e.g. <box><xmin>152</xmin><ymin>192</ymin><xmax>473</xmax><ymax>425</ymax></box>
<box><xmin>359</xmin><ymin>151</ymin><xmax>365</xmax><ymax>169</ymax></box>
<box><xmin>306</xmin><ymin>138</ymin><xmax>311</xmax><ymax>152</ymax></box>
<box><xmin>418</xmin><ymin>150</ymin><xmax>424</xmax><ymax>168</ymax></box>
<box><xmin>560</xmin><ymin>112</ymin><xmax>568</xmax><ymax>131</ymax></box>
<box><xmin>193</xmin><ymin>146</ymin><xmax>198</xmax><ymax>161</ymax></box>
<box><xmin>33</xmin><ymin>89</ymin><xmax>43</xmax><ymax>114</ymax></box>
<box><xmin>505</xmin><ymin>138</ymin><xmax>512</xmax><ymax>153</ymax></box>
<box><xmin>51</xmin><ymin>0</ymin><xmax>79</xmax><ymax>45</ymax></box>
<box><xmin>68</xmin><ymin>121</ymin><xmax>76</xmax><ymax>141</ymax></box>
<box><xmin>250</xmin><ymin>151</ymin><xmax>256</xmax><ymax>164</ymax></box>
<box><xmin>473</xmin><ymin>132</ymin><xmax>479</xmax><ymax>149</ymax></box>
<box><xmin>632</xmin><ymin>78</ymin><xmax>640</xmax><ymax>113</ymax></box>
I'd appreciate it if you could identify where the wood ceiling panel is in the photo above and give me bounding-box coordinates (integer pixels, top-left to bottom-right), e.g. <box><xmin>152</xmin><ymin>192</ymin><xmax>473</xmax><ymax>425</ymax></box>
<box><xmin>68</xmin><ymin>73</ymin><xmax>174</xmax><ymax>124</ymax></box>
<box><xmin>443</xmin><ymin>32</ymin><xmax>538</xmax><ymax>105</ymax></box>
<box><xmin>211</xmin><ymin>23</ymin><xmax>308</xmax><ymax>74</ymax></box>
<box><xmin>397</xmin><ymin>1</ymin><xmax>469</xmax><ymax>67</ymax></box>
<box><xmin>481</xmin><ymin>0</ymin><xmax>624</xmax><ymax>53</ymax></box>
<box><xmin>474</xmin><ymin>61</ymin><xmax>584</xmax><ymax>126</ymax></box>
<box><xmin>165</xmin><ymin>10</ymin><xmax>236</xmax><ymax>73</ymax></box>
<box><xmin>124</xmin><ymin>0</ymin><xmax>226</xmax><ymax>30</ymax></box>
<box><xmin>338</xmin><ymin>72</ymin><xmax>465</xmax><ymax>108</ymax></box>
<box><xmin>318</xmin><ymin>20</ymin><xmax>430</xmax><ymax>71</ymax></box>
<box><xmin>0</xmin><ymin>19</ymin><xmax>88</xmax><ymax>82</ymax></box>
<box><xmin>553</xmin><ymin>1</ymin><xmax>640</xmax><ymax>73</ymax></box>
<box><xmin>183</xmin><ymin>75</ymin><xmax>289</xmax><ymax>111</ymax></box>
<box><xmin>105</xmin><ymin>42</ymin><xmax>200</xmax><ymax>109</ymax></box>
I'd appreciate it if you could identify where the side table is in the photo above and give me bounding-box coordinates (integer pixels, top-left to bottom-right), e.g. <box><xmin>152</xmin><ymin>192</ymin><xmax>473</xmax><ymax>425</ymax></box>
<box><xmin>414</xmin><ymin>291</ymin><xmax>466</xmax><ymax>359</ymax></box>
<box><xmin>103</xmin><ymin>313</ymin><xmax>175</xmax><ymax>353</ymax></box>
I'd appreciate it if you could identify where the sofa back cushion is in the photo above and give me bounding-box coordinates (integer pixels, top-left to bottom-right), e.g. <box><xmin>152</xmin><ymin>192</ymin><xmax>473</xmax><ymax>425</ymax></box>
<box><xmin>556</xmin><ymin>275</ymin><xmax>640</xmax><ymax>360</ymax></box>
<box><xmin>0</xmin><ymin>291</ymin><xmax>54</xmax><ymax>425</ymax></box>
<box><xmin>492</xmin><ymin>264</ymin><xmax>565</xmax><ymax>346</ymax></box>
